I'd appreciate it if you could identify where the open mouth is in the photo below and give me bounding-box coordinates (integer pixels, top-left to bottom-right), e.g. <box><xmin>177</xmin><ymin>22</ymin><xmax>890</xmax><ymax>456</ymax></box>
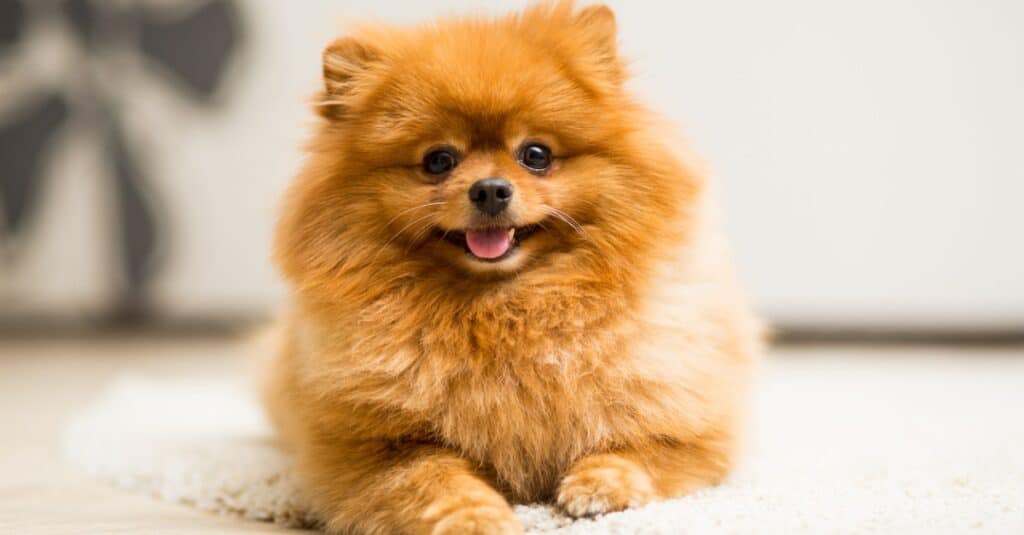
<box><xmin>440</xmin><ymin>224</ymin><xmax>540</xmax><ymax>262</ymax></box>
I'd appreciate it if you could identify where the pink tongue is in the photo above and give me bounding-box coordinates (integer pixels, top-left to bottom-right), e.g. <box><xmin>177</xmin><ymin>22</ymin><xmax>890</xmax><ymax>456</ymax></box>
<box><xmin>465</xmin><ymin>228</ymin><xmax>512</xmax><ymax>259</ymax></box>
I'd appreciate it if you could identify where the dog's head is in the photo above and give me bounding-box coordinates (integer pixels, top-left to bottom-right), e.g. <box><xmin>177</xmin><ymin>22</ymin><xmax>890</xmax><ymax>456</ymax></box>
<box><xmin>277</xmin><ymin>2</ymin><xmax>699</xmax><ymax>290</ymax></box>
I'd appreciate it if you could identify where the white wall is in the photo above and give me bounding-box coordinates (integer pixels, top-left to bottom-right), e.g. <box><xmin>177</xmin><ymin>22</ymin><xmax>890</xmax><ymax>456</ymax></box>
<box><xmin>5</xmin><ymin>0</ymin><xmax>1022</xmax><ymax>328</ymax></box>
<box><xmin>629</xmin><ymin>0</ymin><xmax>1024</xmax><ymax>329</ymax></box>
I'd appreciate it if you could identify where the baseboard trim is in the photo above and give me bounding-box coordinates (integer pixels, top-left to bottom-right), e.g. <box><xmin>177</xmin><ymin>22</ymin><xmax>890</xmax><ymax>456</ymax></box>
<box><xmin>1</xmin><ymin>315</ymin><xmax>1022</xmax><ymax>347</ymax></box>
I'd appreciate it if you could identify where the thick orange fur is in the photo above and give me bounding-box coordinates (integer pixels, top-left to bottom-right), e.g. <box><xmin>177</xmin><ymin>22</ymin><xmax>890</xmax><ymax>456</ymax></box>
<box><xmin>263</xmin><ymin>2</ymin><xmax>760</xmax><ymax>534</ymax></box>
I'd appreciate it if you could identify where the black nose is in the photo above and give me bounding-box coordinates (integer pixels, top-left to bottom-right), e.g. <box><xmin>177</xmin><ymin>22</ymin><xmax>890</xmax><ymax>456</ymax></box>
<box><xmin>468</xmin><ymin>178</ymin><xmax>513</xmax><ymax>216</ymax></box>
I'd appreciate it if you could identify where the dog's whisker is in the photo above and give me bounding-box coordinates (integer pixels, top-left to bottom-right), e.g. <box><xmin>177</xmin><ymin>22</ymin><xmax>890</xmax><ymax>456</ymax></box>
<box><xmin>380</xmin><ymin>201</ymin><xmax>447</xmax><ymax>231</ymax></box>
<box><xmin>371</xmin><ymin>211</ymin><xmax>440</xmax><ymax>264</ymax></box>
<box><xmin>371</xmin><ymin>201</ymin><xmax>447</xmax><ymax>259</ymax></box>
<box><xmin>405</xmin><ymin>224</ymin><xmax>437</xmax><ymax>254</ymax></box>
<box><xmin>541</xmin><ymin>205</ymin><xmax>587</xmax><ymax>238</ymax></box>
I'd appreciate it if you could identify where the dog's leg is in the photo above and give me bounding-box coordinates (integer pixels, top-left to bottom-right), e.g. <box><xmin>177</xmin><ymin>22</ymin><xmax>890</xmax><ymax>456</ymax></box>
<box><xmin>299</xmin><ymin>438</ymin><xmax>522</xmax><ymax>535</ymax></box>
<box><xmin>555</xmin><ymin>433</ymin><xmax>734</xmax><ymax>517</ymax></box>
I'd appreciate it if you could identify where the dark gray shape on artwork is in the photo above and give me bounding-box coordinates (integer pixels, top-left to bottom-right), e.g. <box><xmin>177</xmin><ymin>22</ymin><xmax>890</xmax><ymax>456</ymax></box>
<box><xmin>62</xmin><ymin>0</ymin><xmax>100</xmax><ymax>48</ymax></box>
<box><xmin>105</xmin><ymin>113</ymin><xmax>162</xmax><ymax>308</ymax></box>
<box><xmin>0</xmin><ymin>94</ymin><xmax>69</xmax><ymax>239</ymax></box>
<box><xmin>0</xmin><ymin>0</ymin><xmax>24</xmax><ymax>48</ymax></box>
<box><xmin>63</xmin><ymin>0</ymin><xmax>141</xmax><ymax>49</ymax></box>
<box><xmin>140</xmin><ymin>0</ymin><xmax>242</xmax><ymax>99</ymax></box>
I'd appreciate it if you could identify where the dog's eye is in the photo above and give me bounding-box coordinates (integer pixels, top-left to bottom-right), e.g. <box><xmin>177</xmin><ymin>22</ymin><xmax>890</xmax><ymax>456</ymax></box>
<box><xmin>519</xmin><ymin>143</ymin><xmax>552</xmax><ymax>172</ymax></box>
<box><xmin>423</xmin><ymin>150</ymin><xmax>458</xmax><ymax>175</ymax></box>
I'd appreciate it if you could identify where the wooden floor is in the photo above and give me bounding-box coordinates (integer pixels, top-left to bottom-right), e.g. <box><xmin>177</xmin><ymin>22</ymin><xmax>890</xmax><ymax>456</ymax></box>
<box><xmin>0</xmin><ymin>337</ymin><xmax>305</xmax><ymax>534</ymax></box>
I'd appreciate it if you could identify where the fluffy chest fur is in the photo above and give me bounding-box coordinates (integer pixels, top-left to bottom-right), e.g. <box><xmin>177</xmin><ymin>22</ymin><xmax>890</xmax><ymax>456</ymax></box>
<box><xmin>289</xmin><ymin>264</ymin><xmax>737</xmax><ymax>501</ymax></box>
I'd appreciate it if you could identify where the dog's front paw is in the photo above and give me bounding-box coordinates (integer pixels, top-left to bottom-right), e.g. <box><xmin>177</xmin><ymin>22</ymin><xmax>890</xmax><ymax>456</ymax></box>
<box><xmin>429</xmin><ymin>503</ymin><xmax>523</xmax><ymax>535</ymax></box>
<box><xmin>425</xmin><ymin>490</ymin><xmax>523</xmax><ymax>535</ymax></box>
<box><xmin>556</xmin><ymin>454</ymin><xmax>658</xmax><ymax>517</ymax></box>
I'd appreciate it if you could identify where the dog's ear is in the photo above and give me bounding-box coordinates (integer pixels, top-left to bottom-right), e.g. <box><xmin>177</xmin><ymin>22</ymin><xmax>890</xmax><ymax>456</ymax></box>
<box><xmin>575</xmin><ymin>5</ymin><xmax>617</xmax><ymax>55</ymax></box>
<box><xmin>318</xmin><ymin>37</ymin><xmax>380</xmax><ymax>120</ymax></box>
<box><xmin>572</xmin><ymin>5</ymin><xmax>625</xmax><ymax>91</ymax></box>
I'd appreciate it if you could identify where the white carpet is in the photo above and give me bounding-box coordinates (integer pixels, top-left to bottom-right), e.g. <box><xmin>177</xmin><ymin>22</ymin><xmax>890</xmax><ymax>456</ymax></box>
<box><xmin>62</xmin><ymin>349</ymin><xmax>1024</xmax><ymax>534</ymax></box>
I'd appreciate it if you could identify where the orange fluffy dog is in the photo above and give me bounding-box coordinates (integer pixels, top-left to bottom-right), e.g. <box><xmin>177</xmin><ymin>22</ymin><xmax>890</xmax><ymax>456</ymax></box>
<box><xmin>263</xmin><ymin>2</ymin><xmax>759</xmax><ymax>533</ymax></box>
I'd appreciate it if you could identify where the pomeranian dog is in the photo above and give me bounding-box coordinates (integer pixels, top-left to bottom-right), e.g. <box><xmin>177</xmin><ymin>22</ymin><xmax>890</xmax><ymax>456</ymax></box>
<box><xmin>262</xmin><ymin>2</ymin><xmax>759</xmax><ymax>533</ymax></box>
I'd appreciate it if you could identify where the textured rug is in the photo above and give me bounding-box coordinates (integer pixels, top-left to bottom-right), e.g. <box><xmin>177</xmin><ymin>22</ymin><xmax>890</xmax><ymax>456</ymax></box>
<box><xmin>62</xmin><ymin>352</ymin><xmax>1024</xmax><ymax>534</ymax></box>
